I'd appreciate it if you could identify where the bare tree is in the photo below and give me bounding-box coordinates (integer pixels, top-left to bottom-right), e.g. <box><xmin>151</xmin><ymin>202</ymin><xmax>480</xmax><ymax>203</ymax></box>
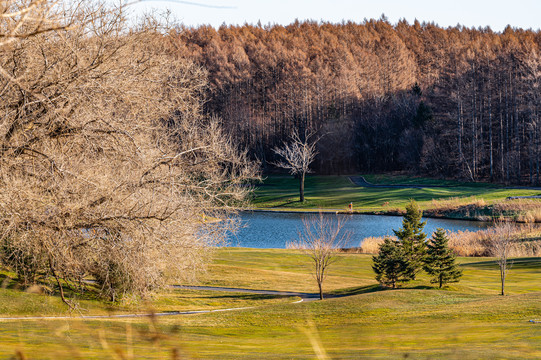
<box><xmin>0</xmin><ymin>1</ymin><xmax>258</xmax><ymax>305</ymax></box>
<box><xmin>297</xmin><ymin>213</ymin><xmax>350</xmax><ymax>300</ymax></box>
<box><xmin>488</xmin><ymin>222</ymin><xmax>515</xmax><ymax>296</ymax></box>
<box><xmin>273</xmin><ymin>130</ymin><xmax>319</xmax><ymax>202</ymax></box>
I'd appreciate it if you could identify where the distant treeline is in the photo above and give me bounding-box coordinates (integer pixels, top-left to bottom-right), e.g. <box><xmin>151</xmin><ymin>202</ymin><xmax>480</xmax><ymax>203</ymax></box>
<box><xmin>167</xmin><ymin>18</ymin><xmax>541</xmax><ymax>184</ymax></box>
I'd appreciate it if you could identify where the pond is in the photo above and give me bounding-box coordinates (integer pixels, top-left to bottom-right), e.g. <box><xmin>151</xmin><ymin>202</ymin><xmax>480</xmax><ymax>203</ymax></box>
<box><xmin>227</xmin><ymin>211</ymin><xmax>490</xmax><ymax>249</ymax></box>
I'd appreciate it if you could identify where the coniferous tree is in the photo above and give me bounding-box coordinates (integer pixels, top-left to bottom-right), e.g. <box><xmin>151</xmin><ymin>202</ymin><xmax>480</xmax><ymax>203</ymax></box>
<box><xmin>424</xmin><ymin>229</ymin><xmax>463</xmax><ymax>288</ymax></box>
<box><xmin>372</xmin><ymin>238</ymin><xmax>413</xmax><ymax>288</ymax></box>
<box><xmin>394</xmin><ymin>200</ymin><xmax>427</xmax><ymax>278</ymax></box>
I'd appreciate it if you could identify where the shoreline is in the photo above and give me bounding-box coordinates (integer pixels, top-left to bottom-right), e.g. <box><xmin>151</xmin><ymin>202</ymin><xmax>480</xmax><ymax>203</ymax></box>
<box><xmin>243</xmin><ymin>208</ymin><xmax>494</xmax><ymax>223</ymax></box>
<box><xmin>245</xmin><ymin>208</ymin><xmax>494</xmax><ymax>223</ymax></box>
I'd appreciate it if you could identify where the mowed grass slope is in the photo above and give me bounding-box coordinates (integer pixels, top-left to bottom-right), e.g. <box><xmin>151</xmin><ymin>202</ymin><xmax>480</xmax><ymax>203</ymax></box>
<box><xmin>1</xmin><ymin>248</ymin><xmax>540</xmax><ymax>359</ymax></box>
<box><xmin>0</xmin><ymin>270</ymin><xmax>294</xmax><ymax>318</ymax></box>
<box><xmin>252</xmin><ymin>175</ymin><xmax>540</xmax><ymax>211</ymax></box>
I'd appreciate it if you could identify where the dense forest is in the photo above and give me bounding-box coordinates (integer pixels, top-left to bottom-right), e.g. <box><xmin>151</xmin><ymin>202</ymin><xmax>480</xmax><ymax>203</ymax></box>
<box><xmin>167</xmin><ymin>18</ymin><xmax>541</xmax><ymax>184</ymax></box>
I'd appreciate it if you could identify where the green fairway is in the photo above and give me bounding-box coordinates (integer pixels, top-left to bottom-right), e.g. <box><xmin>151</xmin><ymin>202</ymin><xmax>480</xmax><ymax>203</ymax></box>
<box><xmin>1</xmin><ymin>248</ymin><xmax>540</xmax><ymax>359</ymax></box>
<box><xmin>252</xmin><ymin>175</ymin><xmax>541</xmax><ymax>213</ymax></box>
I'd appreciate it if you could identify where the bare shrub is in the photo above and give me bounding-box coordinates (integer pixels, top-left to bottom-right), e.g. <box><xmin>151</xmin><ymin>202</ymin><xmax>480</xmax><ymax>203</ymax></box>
<box><xmin>487</xmin><ymin>222</ymin><xmax>517</xmax><ymax>296</ymax></box>
<box><xmin>0</xmin><ymin>1</ymin><xmax>257</xmax><ymax>304</ymax></box>
<box><xmin>297</xmin><ymin>214</ymin><xmax>350</xmax><ymax>300</ymax></box>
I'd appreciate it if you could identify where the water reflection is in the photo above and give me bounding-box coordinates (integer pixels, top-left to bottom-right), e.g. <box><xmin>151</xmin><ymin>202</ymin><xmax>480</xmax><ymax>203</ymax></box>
<box><xmin>227</xmin><ymin>211</ymin><xmax>490</xmax><ymax>249</ymax></box>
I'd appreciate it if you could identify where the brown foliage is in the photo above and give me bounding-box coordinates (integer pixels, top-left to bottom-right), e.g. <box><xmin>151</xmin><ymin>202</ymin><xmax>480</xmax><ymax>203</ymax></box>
<box><xmin>170</xmin><ymin>20</ymin><xmax>541</xmax><ymax>183</ymax></box>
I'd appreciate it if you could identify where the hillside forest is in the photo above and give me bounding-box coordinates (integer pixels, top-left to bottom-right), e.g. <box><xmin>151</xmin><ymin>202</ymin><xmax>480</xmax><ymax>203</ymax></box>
<box><xmin>169</xmin><ymin>18</ymin><xmax>541</xmax><ymax>185</ymax></box>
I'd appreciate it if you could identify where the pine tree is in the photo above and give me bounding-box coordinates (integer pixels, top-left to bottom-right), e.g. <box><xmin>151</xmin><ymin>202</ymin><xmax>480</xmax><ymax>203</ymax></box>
<box><xmin>372</xmin><ymin>238</ymin><xmax>413</xmax><ymax>288</ymax></box>
<box><xmin>424</xmin><ymin>228</ymin><xmax>463</xmax><ymax>288</ymax></box>
<box><xmin>393</xmin><ymin>200</ymin><xmax>427</xmax><ymax>279</ymax></box>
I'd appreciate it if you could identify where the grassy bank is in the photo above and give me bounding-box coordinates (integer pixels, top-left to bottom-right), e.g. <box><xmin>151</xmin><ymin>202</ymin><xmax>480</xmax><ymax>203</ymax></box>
<box><xmin>1</xmin><ymin>248</ymin><xmax>540</xmax><ymax>358</ymax></box>
<box><xmin>0</xmin><ymin>269</ymin><xmax>293</xmax><ymax>318</ymax></box>
<box><xmin>252</xmin><ymin>175</ymin><xmax>541</xmax><ymax>221</ymax></box>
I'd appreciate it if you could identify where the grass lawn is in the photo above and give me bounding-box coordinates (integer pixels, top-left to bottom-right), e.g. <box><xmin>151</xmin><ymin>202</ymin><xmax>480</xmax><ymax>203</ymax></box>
<box><xmin>252</xmin><ymin>175</ymin><xmax>541</xmax><ymax>212</ymax></box>
<box><xmin>1</xmin><ymin>248</ymin><xmax>540</xmax><ymax>359</ymax></box>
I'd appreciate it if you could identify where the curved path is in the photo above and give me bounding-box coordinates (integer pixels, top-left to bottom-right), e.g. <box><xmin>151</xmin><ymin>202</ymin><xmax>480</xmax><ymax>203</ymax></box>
<box><xmin>0</xmin><ymin>285</ymin><xmax>318</xmax><ymax>321</ymax></box>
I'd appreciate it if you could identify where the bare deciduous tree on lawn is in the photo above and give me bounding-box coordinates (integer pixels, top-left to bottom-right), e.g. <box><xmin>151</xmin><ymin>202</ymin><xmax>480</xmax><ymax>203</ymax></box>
<box><xmin>273</xmin><ymin>130</ymin><xmax>319</xmax><ymax>202</ymax></box>
<box><xmin>488</xmin><ymin>222</ymin><xmax>516</xmax><ymax>296</ymax></box>
<box><xmin>0</xmin><ymin>0</ymin><xmax>258</xmax><ymax>305</ymax></box>
<box><xmin>297</xmin><ymin>213</ymin><xmax>350</xmax><ymax>300</ymax></box>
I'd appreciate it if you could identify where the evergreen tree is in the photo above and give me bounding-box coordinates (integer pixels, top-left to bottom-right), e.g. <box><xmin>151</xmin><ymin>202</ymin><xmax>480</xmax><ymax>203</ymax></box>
<box><xmin>372</xmin><ymin>238</ymin><xmax>413</xmax><ymax>288</ymax></box>
<box><xmin>394</xmin><ymin>200</ymin><xmax>427</xmax><ymax>279</ymax></box>
<box><xmin>424</xmin><ymin>228</ymin><xmax>463</xmax><ymax>288</ymax></box>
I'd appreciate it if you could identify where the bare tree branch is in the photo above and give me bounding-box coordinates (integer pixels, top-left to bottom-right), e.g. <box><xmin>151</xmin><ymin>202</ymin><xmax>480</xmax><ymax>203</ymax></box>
<box><xmin>0</xmin><ymin>0</ymin><xmax>259</xmax><ymax>303</ymax></box>
<box><xmin>272</xmin><ymin>129</ymin><xmax>319</xmax><ymax>202</ymax></box>
<box><xmin>297</xmin><ymin>213</ymin><xmax>350</xmax><ymax>300</ymax></box>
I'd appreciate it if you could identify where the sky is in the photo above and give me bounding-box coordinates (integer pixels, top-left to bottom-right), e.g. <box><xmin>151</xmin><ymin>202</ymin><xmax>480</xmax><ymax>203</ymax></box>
<box><xmin>128</xmin><ymin>0</ymin><xmax>541</xmax><ymax>32</ymax></box>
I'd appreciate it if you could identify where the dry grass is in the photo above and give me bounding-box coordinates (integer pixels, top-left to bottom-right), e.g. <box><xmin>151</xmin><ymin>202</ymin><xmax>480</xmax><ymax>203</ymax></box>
<box><xmin>428</xmin><ymin>197</ymin><xmax>541</xmax><ymax>223</ymax></box>
<box><xmin>493</xmin><ymin>199</ymin><xmax>541</xmax><ymax>211</ymax></box>
<box><xmin>494</xmin><ymin>199</ymin><xmax>541</xmax><ymax>223</ymax></box>
<box><xmin>354</xmin><ymin>236</ymin><xmax>397</xmax><ymax>254</ymax></box>
<box><xmin>447</xmin><ymin>224</ymin><xmax>541</xmax><ymax>257</ymax></box>
<box><xmin>346</xmin><ymin>226</ymin><xmax>541</xmax><ymax>257</ymax></box>
<box><xmin>430</xmin><ymin>196</ymin><xmax>487</xmax><ymax>213</ymax></box>
<box><xmin>447</xmin><ymin>230</ymin><xmax>491</xmax><ymax>256</ymax></box>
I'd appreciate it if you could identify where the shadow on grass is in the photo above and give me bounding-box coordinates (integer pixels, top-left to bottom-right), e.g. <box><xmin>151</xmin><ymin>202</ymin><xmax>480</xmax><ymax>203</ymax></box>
<box><xmin>410</xmin><ymin>285</ymin><xmax>434</xmax><ymax>290</ymax></box>
<box><xmin>0</xmin><ymin>271</ymin><xmax>107</xmax><ymax>305</ymax></box>
<box><xmin>273</xmin><ymin>199</ymin><xmax>303</xmax><ymax>208</ymax></box>
<box><xmin>328</xmin><ymin>284</ymin><xmax>383</xmax><ymax>297</ymax></box>
<box><xmin>0</xmin><ymin>273</ymin><xmax>17</xmax><ymax>290</ymax></box>
<box><xmin>328</xmin><ymin>284</ymin><xmax>447</xmax><ymax>298</ymax></box>
<box><xmin>462</xmin><ymin>257</ymin><xmax>541</xmax><ymax>269</ymax></box>
<box><xmin>193</xmin><ymin>293</ymin><xmax>289</xmax><ymax>301</ymax></box>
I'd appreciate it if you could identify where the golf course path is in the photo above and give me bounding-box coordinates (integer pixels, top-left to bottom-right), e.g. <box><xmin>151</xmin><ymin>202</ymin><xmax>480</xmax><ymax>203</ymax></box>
<box><xmin>0</xmin><ymin>286</ymin><xmax>318</xmax><ymax>321</ymax></box>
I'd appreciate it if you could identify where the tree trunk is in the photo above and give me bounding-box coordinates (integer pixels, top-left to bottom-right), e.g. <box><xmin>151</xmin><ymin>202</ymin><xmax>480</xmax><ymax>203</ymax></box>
<box><xmin>318</xmin><ymin>281</ymin><xmax>323</xmax><ymax>300</ymax></box>
<box><xmin>49</xmin><ymin>256</ymin><xmax>74</xmax><ymax>310</ymax></box>
<box><xmin>299</xmin><ymin>172</ymin><xmax>305</xmax><ymax>202</ymax></box>
<box><xmin>500</xmin><ymin>267</ymin><xmax>506</xmax><ymax>296</ymax></box>
<box><xmin>489</xmin><ymin>89</ymin><xmax>493</xmax><ymax>181</ymax></box>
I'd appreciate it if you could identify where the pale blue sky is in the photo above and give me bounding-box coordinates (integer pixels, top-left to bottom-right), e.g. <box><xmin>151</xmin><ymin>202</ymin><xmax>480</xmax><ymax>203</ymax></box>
<box><xmin>129</xmin><ymin>0</ymin><xmax>541</xmax><ymax>31</ymax></box>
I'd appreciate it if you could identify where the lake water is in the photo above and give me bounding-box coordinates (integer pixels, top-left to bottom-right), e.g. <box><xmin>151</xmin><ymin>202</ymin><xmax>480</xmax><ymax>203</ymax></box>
<box><xmin>227</xmin><ymin>211</ymin><xmax>490</xmax><ymax>249</ymax></box>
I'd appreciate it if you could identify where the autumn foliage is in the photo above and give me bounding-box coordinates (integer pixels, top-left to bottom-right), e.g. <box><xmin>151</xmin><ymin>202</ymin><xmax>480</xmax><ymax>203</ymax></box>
<box><xmin>171</xmin><ymin>19</ymin><xmax>541</xmax><ymax>184</ymax></box>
